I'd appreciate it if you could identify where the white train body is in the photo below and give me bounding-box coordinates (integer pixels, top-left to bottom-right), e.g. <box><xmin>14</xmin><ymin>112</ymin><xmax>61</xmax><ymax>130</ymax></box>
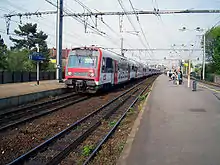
<box><xmin>64</xmin><ymin>46</ymin><xmax>160</xmax><ymax>93</ymax></box>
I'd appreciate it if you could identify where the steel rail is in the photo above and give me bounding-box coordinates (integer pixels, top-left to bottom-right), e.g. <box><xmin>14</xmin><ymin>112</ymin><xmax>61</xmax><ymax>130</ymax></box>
<box><xmin>0</xmin><ymin>95</ymin><xmax>89</xmax><ymax>132</ymax></box>
<box><xmin>0</xmin><ymin>92</ymin><xmax>76</xmax><ymax>117</ymax></box>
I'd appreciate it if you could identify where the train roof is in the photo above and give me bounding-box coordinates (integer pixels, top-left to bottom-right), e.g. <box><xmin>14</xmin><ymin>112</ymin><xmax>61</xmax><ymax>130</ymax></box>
<box><xmin>128</xmin><ymin>58</ymin><xmax>148</xmax><ymax>67</ymax></box>
<box><xmin>70</xmin><ymin>46</ymin><xmax>149</xmax><ymax>67</ymax></box>
<box><xmin>71</xmin><ymin>46</ymin><xmax>127</xmax><ymax>60</ymax></box>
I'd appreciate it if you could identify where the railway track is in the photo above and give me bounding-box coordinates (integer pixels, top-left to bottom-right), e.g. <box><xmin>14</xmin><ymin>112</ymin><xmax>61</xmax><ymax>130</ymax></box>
<box><xmin>7</xmin><ymin>76</ymin><xmax>156</xmax><ymax>165</ymax></box>
<box><xmin>82</xmin><ymin>77</ymin><xmax>154</xmax><ymax>165</ymax></box>
<box><xmin>0</xmin><ymin>93</ymin><xmax>89</xmax><ymax>132</ymax></box>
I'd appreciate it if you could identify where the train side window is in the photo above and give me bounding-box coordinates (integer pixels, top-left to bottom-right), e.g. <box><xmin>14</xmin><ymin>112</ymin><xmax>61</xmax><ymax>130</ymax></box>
<box><xmin>102</xmin><ymin>57</ymin><xmax>106</xmax><ymax>73</ymax></box>
<box><xmin>106</xmin><ymin>57</ymin><xmax>113</xmax><ymax>73</ymax></box>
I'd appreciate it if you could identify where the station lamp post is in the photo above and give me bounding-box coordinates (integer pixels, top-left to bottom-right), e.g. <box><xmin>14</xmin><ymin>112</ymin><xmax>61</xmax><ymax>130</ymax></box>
<box><xmin>171</xmin><ymin>43</ymin><xmax>186</xmax><ymax>72</ymax></box>
<box><xmin>179</xmin><ymin>26</ymin><xmax>206</xmax><ymax>80</ymax></box>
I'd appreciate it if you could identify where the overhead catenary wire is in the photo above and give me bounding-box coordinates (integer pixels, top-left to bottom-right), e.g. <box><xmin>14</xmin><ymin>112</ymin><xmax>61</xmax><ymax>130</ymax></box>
<box><xmin>3</xmin><ymin>1</ymin><xmax>220</xmax><ymax>55</ymax></box>
<box><xmin>127</xmin><ymin>0</ymin><xmax>154</xmax><ymax>58</ymax></box>
<box><xmin>4</xmin><ymin>0</ymin><xmax>86</xmax><ymax>47</ymax></box>
<box><xmin>45</xmin><ymin>0</ymin><xmax>123</xmax><ymax>48</ymax></box>
<box><xmin>118</xmin><ymin>0</ymin><xmax>151</xmax><ymax>54</ymax></box>
<box><xmin>3</xmin><ymin>2</ymin><xmax>59</xmax><ymax>39</ymax></box>
<box><xmin>2</xmin><ymin>0</ymin><xmax>118</xmax><ymax>48</ymax></box>
<box><xmin>45</xmin><ymin>0</ymin><xmax>106</xmax><ymax>36</ymax></box>
<box><xmin>71</xmin><ymin>0</ymin><xmax>134</xmax><ymax>49</ymax></box>
<box><xmin>0</xmin><ymin>28</ymin><xmax>55</xmax><ymax>46</ymax></box>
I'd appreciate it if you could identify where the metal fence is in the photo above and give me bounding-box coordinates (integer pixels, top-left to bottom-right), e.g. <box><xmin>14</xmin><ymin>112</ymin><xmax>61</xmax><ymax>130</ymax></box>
<box><xmin>0</xmin><ymin>71</ymin><xmax>65</xmax><ymax>84</ymax></box>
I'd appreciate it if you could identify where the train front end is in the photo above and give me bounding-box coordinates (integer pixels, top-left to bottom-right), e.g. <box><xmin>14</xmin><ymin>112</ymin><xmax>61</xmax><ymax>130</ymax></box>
<box><xmin>64</xmin><ymin>47</ymin><xmax>101</xmax><ymax>93</ymax></box>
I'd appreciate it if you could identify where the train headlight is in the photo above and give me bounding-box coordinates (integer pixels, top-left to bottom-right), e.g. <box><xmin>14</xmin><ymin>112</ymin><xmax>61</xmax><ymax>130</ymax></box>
<box><xmin>89</xmin><ymin>72</ymin><xmax>95</xmax><ymax>77</ymax></box>
<box><xmin>68</xmin><ymin>72</ymin><xmax>72</xmax><ymax>76</ymax></box>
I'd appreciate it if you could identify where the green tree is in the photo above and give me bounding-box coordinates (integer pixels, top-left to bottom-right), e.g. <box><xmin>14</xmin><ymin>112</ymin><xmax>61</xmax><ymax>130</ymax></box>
<box><xmin>203</xmin><ymin>26</ymin><xmax>220</xmax><ymax>74</ymax></box>
<box><xmin>10</xmin><ymin>23</ymin><xmax>50</xmax><ymax>70</ymax></box>
<box><xmin>7</xmin><ymin>49</ymin><xmax>34</xmax><ymax>71</ymax></box>
<box><xmin>0</xmin><ymin>35</ymin><xmax>8</xmax><ymax>70</ymax></box>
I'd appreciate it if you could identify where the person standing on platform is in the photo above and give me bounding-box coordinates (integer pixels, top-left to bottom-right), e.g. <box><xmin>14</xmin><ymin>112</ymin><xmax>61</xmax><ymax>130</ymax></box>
<box><xmin>179</xmin><ymin>70</ymin><xmax>183</xmax><ymax>85</ymax></box>
<box><xmin>177</xmin><ymin>71</ymin><xmax>181</xmax><ymax>85</ymax></box>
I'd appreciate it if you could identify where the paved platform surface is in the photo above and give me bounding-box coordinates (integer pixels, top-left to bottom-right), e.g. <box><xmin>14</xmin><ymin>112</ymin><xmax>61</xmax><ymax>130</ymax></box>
<box><xmin>0</xmin><ymin>80</ymin><xmax>65</xmax><ymax>99</ymax></box>
<box><xmin>119</xmin><ymin>74</ymin><xmax>220</xmax><ymax>165</ymax></box>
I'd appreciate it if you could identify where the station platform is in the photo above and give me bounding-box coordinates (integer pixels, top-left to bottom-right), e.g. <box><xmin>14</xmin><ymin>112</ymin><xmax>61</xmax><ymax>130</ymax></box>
<box><xmin>0</xmin><ymin>80</ymin><xmax>66</xmax><ymax>110</ymax></box>
<box><xmin>118</xmin><ymin>74</ymin><xmax>220</xmax><ymax>165</ymax></box>
<box><xmin>0</xmin><ymin>80</ymin><xmax>65</xmax><ymax>99</ymax></box>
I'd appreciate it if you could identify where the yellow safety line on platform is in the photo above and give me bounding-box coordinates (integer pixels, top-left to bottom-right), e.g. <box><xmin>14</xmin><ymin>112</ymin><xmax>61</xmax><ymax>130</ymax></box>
<box><xmin>198</xmin><ymin>84</ymin><xmax>220</xmax><ymax>93</ymax></box>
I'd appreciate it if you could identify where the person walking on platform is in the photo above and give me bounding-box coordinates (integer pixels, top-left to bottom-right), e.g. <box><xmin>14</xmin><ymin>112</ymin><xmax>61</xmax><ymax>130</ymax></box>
<box><xmin>171</xmin><ymin>71</ymin><xmax>177</xmax><ymax>84</ymax></box>
<box><xmin>168</xmin><ymin>70</ymin><xmax>172</xmax><ymax>80</ymax></box>
<box><xmin>179</xmin><ymin>70</ymin><xmax>183</xmax><ymax>85</ymax></box>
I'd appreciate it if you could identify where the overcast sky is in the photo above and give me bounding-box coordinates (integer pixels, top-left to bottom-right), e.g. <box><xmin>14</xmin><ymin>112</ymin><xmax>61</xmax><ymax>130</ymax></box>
<box><xmin>0</xmin><ymin>0</ymin><xmax>220</xmax><ymax>66</ymax></box>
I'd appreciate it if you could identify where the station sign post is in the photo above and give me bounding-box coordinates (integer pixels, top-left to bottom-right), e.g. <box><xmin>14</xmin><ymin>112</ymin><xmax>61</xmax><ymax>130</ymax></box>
<box><xmin>29</xmin><ymin>52</ymin><xmax>46</xmax><ymax>85</ymax></box>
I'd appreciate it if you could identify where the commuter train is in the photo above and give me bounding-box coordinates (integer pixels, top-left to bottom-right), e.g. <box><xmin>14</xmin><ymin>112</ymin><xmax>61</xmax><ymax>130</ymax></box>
<box><xmin>64</xmin><ymin>46</ymin><xmax>160</xmax><ymax>93</ymax></box>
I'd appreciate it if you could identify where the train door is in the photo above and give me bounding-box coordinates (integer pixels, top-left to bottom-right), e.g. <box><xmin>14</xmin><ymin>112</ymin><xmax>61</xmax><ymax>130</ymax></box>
<box><xmin>135</xmin><ymin>66</ymin><xmax>138</xmax><ymax>78</ymax></box>
<box><xmin>106</xmin><ymin>57</ymin><xmax>114</xmax><ymax>84</ymax></box>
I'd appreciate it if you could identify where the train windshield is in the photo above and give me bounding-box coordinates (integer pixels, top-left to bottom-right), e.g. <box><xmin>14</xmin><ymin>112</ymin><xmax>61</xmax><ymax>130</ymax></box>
<box><xmin>67</xmin><ymin>55</ymin><xmax>98</xmax><ymax>68</ymax></box>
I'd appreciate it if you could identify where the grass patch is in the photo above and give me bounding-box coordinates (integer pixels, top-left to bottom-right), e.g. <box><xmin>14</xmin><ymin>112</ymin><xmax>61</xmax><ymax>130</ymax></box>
<box><xmin>109</xmin><ymin>120</ymin><xmax>117</xmax><ymax>127</ymax></box>
<box><xmin>127</xmin><ymin>107</ymin><xmax>135</xmax><ymax>115</ymax></box>
<box><xmin>118</xmin><ymin>142</ymin><xmax>125</xmax><ymax>152</ymax></box>
<box><xmin>82</xmin><ymin>145</ymin><xmax>94</xmax><ymax>156</ymax></box>
<box><xmin>139</xmin><ymin>92</ymin><xmax>149</xmax><ymax>101</ymax></box>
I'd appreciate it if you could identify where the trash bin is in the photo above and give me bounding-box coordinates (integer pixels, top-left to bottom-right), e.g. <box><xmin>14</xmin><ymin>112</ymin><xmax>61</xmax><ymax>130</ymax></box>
<box><xmin>192</xmin><ymin>80</ymin><xmax>197</xmax><ymax>91</ymax></box>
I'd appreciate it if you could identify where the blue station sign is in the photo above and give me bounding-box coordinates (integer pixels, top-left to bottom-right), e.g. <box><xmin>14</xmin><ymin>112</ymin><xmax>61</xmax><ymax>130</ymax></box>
<box><xmin>29</xmin><ymin>52</ymin><xmax>46</xmax><ymax>61</ymax></box>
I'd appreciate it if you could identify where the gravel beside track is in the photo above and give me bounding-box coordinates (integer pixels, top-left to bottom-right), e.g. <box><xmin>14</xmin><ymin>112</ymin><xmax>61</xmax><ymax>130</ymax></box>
<box><xmin>0</xmin><ymin>93</ymin><xmax>88</xmax><ymax>132</ymax></box>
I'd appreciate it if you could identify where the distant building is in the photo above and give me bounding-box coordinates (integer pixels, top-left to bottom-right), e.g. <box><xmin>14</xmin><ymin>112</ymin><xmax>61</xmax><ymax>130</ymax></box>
<box><xmin>49</xmin><ymin>48</ymin><xmax>71</xmax><ymax>59</ymax></box>
<box><xmin>49</xmin><ymin>48</ymin><xmax>70</xmax><ymax>67</ymax></box>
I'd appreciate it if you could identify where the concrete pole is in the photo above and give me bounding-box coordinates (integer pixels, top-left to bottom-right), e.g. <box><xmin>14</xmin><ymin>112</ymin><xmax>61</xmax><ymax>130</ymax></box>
<box><xmin>55</xmin><ymin>0</ymin><xmax>58</xmax><ymax>62</ymax></box>
<box><xmin>37</xmin><ymin>62</ymin><xmax>40</xmax><ymax>85</ymax></box>
<box><xmin>121</xmin><ymin>37</ymin><xmax>124</xmax><ymax>56</ymax></box>
<box><xmin>202</xmin><ymin>34</ymin><xmax>206</xmax><ymax>80</ymax></box>
<box><xmin>188</xmin><ymin>59</ymin><xmax>191</xmax><ymax>88</ymax></box>
<box><xmin>56</xmin><ymin>0</ymin><xmax>63</xmax><ymax>82</ymax></box>
<box><xmin>36</xmin><ymin>44</ymin><xmax>40</xmax><ymax>85</ymax></box>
